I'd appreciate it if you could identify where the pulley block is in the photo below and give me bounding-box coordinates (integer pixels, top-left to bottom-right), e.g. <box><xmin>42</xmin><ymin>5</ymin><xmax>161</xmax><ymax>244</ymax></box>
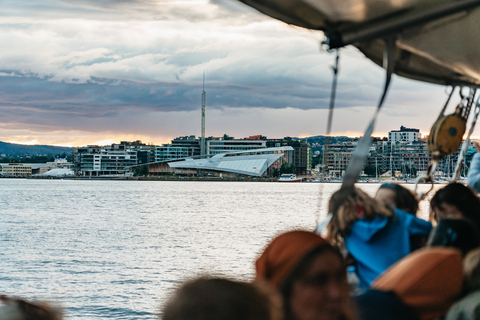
<box><xmin>427</xmin><ymin>107</ymin><xmax>466</xmax><ymax>159</ymax></box>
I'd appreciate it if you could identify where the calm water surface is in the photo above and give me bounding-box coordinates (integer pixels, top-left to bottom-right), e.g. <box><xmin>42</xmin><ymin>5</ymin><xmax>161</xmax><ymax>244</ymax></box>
<box><xmin>0</xmin><ymin>179</ymin><xmax>440</xmax><ymax>320</ymax></box>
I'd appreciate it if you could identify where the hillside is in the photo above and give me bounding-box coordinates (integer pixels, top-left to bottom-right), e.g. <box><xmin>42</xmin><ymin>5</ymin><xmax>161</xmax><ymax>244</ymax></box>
<box><xmin>0</xmin><ymin>141</ymin><xmax>74</xmax><ymax>156</ymax></box>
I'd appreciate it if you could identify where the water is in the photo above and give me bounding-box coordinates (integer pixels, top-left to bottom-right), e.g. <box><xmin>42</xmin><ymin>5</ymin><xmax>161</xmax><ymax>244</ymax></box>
<box><xmin>0</xmin><ymin>179</ymin><xmax>439</xmax><ymax>319</ymax></box>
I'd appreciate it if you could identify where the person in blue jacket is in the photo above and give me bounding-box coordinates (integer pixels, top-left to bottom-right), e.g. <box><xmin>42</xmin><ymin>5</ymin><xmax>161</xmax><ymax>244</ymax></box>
<box><xmin>326</xmin><ymin>186</ymin><xmax>432</xmax><ymax>288</ymax></box>
<box><xmin>467</xmin><ymin>141</ymin><xmax>480</xmax><ymax>193</ymax></box>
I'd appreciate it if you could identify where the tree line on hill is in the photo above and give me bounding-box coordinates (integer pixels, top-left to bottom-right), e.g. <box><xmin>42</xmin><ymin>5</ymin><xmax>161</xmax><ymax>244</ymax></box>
<box><xmin>0</xmin><ymin>141</ymin><xmax>74</xmax><ymax>163</ymax></box>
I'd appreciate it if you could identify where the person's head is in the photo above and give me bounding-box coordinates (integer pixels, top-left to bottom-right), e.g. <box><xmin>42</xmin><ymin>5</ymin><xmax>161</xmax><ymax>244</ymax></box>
<box><xmin>426</xmin><ymin>218</ymin><xmax>480</xmax><ymax>256</ymax></box>
<box><xmin>327</xmin><ymin>187</ymin><xmax>393</xmax><ymax>246</ymax></box>
<box><xmin>0</xmin><ymin>296</ymin><xmax>62</xmax><ymax>320</ymax></box>
<box><xmin>161</xmin><ymin>276</ymin><xmax>281</xmax><ymax>320</ymax></box>
<box><xmin>376</xmin><ymin>183</ymin><xmax>418</xmax><ymax>215</ymax></box>
<box><xmin>256</xmin><ymin>230</ymin><xmax>352</xmax><ymax>320</ymax></box>
<box><xmin>430</xmin><ymin>183</ymin><xmax>480</xmax><ymax>230</ymax></box>
<box><xmin>463</xmin><ymin>247</ymin><xmax>480</xmax><ymax>292</ymax></box>
<box><xmin>372</xmin><ymin>247</ymin><xmax>463</xmax><ymax>320</ymax></box>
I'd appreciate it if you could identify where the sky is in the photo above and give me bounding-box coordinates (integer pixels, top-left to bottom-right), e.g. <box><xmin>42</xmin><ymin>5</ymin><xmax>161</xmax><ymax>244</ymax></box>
<box><xmin>0</xmin><ymin>0</ymin><xmax>464</xmax><ymax>147</ymax></box>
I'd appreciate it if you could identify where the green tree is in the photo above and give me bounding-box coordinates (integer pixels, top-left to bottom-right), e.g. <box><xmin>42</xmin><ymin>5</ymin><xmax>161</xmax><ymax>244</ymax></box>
<box><xmin>363</xmin><ymin>165</ymin><xmax>376</xmax><ymax>176</ymax></box>
<box><xmin>134</xmin><ymin>165</ymin><xmax>149</xmax><ymax>177</ymax></box>
<box><xmin>279</xmin><ymin>162</ymin><xmax>295</xmax><ymax>175</ymax></box>
<box><xmin>311</xmin><ymin>155</ymin><xmax>323</xmax><ymax>167</ymax></box>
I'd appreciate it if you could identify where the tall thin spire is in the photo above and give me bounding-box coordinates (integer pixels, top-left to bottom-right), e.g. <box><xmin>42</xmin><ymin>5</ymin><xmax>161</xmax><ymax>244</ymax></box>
<box><xmin>201</xmin><ymin>71</ymin><xmax>206</xmax><ymax>157</ymax></box>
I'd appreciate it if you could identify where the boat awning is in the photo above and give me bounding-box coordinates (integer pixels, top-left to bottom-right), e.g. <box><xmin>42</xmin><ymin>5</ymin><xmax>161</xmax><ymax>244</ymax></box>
<box><xmin>237</xmin><ymin>0</ymin><xmax>480</xmax><ymax>87</ymax></box>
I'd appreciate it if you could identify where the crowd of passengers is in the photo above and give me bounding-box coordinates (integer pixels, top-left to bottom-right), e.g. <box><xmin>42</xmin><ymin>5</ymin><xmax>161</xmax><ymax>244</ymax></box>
<box><xmin>4</xmin><ymin>177</ymin><xmax>480</xmax><ymax>320</ymax></box>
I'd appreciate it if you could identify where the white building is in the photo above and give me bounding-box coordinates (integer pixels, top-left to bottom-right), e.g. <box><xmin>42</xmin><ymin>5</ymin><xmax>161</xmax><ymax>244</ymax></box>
<box><xmin>168</xmin><ymin>147</ymin><xmax>293</xmax><ymax>176</ymax></box>
<box><xmin>388</xmin><ymin>126</ymin><xmax>420</xmax><ymax>142</ymax></box>
<box><xmin>207</xmin><ymin>139</ymin><xmax>267</xmax><ymax>155</ymax></box>
<box><xmin>75</xmin><ymin>143</ymin><xmax>139</xmax><ymax>177</ymax></box>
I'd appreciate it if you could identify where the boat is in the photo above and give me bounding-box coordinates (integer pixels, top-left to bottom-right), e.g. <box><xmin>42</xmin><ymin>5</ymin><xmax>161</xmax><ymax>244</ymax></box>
<box><xmin>278</xmin><ymin>173</ymin><xmax>302</xmax><ymax>182</ymax></box>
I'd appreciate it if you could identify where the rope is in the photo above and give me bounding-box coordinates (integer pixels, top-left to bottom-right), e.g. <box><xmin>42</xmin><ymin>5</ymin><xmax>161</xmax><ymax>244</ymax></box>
<box><xmin>415</xmin><ymin>86</ymin><xmax>456</xmax><ymax>199</ymax></box>
<box><xmin>453</xmin><ymin>90</ymin><xmax>479</xmax><ymax>182</ymax></box>
<box><xmin>321</xmin><ymin>49</ymin><xmax>340</xmax><ymax>183</ymax></box>
<box><xmin>341</xmin><ymin>37</ymin><xmax>395</xmax><ymax>189</ymax></box>
<box><xmin>316</xmin><ymin>50</ymin><xmax>340</xmax><ymax>233</ymax></box>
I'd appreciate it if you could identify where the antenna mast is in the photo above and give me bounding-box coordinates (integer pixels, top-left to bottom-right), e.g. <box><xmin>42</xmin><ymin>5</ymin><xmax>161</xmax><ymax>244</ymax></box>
<box><xmin>201</xmin><ymin>71</ymin><xmax>206</xmax><ymax>157</ymax></box>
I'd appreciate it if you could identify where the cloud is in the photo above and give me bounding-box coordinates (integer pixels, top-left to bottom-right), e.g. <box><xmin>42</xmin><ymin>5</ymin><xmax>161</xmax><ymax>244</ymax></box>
<box><xmin>0</xmin><ymin>0</ymin><xmax>459</xmax><ymax>146</ymax></box>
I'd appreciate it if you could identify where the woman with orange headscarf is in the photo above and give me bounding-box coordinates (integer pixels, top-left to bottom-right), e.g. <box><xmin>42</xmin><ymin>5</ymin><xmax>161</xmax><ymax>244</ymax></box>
<box><xmin>255</xmin><ymin>230</ymin><xmax>355</xmax><ymax>320</ymax></box>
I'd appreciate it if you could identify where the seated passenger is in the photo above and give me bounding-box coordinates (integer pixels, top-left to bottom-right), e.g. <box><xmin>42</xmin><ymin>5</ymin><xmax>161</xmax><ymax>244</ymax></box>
<box><xmin>161</xmin><ymin>276</ymin><xmax>281</xmax><ymax>320</ymax></box>
<box><xmin>0</xmin><ymin>295</ymin><xmax>62</xmax><ymax>320</ymax></box>
<box><xmin>255</xmin><ymin>230</ymin><xmax>355</xmax><ymax>320</ymax></box>
<box><xmin>357</xmin><ymin>247</ymin><xmax>463</xmax><ymax>320</ymax></box>
<box><xmin>446</xmin><ymin>247</ymin><xmax>480</xmax><ymax>320</ymax></box>
<box><xmin>430</xmin><ymin>183</ymin><xmax>480</xmax><ymax>232</ymax></box>
<box><xmin>327</xmin><ymin>187</ymin><xmax>432</xmax><ymax>287</ymax></box>
<box><xmin>427</xmin><ymin>218</ymin><xmax>480</xmax><ymax>256</ymax></box>
<box><xmin>375</xmin><ymin>183</ymin><xmax>418</xmax><ymax>215</ymax></box>
<box><xmin>467</xmin><ymin>141</ymin><xmax>480</xmax><ymax>193</ymax></box>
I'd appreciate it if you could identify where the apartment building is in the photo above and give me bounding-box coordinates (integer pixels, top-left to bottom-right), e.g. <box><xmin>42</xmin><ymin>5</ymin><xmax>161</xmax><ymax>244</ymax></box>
<box><xmin>322</xmin><ymin>142</ymin><xmax>356</xmax><ymax>177</ymax></box>
<box><xmin>267</xmin><ymin>138</ymin><xmax>311</xmax><ymax>174</ymax></box>
<box><xmin>207</xmin><ymin>138</ymin><xmax>267</xmax><ymax>155</ymax></box>
<box><xmin>1</xmin><ymin>163</ymin><xmax>33</xmax><ymax>177</ymax></box>
<box><xmin>388</xmin><ymin>126</ymin><xmax>420</xmax><ymax>142</ymax></box>
<box><xmin>74</xmin><ymin>141</ymin><xmax>151</xmax><ymax>176</ymax></box>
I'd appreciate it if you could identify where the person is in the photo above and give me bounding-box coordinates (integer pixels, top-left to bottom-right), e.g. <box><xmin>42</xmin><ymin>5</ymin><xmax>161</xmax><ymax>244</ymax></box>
<box><xmin>255</xmin><ymin>230</ymin><xmax>355</xmax><ymax>320</ymax></box>
<box><xmin>467</xmin><ymin>141</ymin><xmax>480</xmax><ymax>193</ymax></box>
<box><xmin>375</xmin><ymin>183</ymin><xmax>418</xmax><ymax>215</ymax></box>
<box><xmin>161</xmin><ymin>276</ymin><xmax>282</xmax><ymax>320</ymax></box>
<box><xmin>430</xmin><ymin>182</ymin><xmax>480</xmax><ymax>232</ymax></box>
<box><xmin>445</xmin><ymin>247</ymin><xmax>480</xmax><ymax>320</ymax></box>
<box><xmin>0</xmin><ymin>295</ymin><xmax>63</xmax><ymax>320</ymax></box>
<box><xmin>358</xmin><ymin>247</ymin><xmax>464</xmax><ymax>320</ymax></box>
<box><xmin>327</xmin><ymin>186</ymin><xmax>432</xmax><ymax>287</ymax></box>
<box><xmin>426</xmin><ymin>218</ymin><xmax>480</xmax><ymax>256</ymax></box>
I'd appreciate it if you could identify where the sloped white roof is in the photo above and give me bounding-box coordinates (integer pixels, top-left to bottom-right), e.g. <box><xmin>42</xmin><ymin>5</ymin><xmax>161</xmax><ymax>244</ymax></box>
<box><xmin>168</xmin><ymin>146</ymin><xmax>292</xmax><ymax>176</ymax></box>
<box><xmin>37</xmin><ymin>168</ymin><xmax>75</xmax><ymax>177</ymax></box>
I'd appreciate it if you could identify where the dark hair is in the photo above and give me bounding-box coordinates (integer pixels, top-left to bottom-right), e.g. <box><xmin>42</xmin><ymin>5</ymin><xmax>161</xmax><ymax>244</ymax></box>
<box><xmin>281</xmin><ymin>244</ymin><xmax>346</xmax><ymax>319</ymax></box>
<box><xmin>378</xmin><ymin>183</ymin><xmax>418</xmax><ymax>215</ymax></box>
<box><xmin>430</xmin><ymin>183</ymin><xmax>480</xmax><ymax>231</ymax></box>
<box><xmin>427</xmin><ymin>218</ymin><xmax>480</xmax><ymax>256</ymax></box>
<box><xmin>0</xmin><ymin>295</ymin><xmax>62</xmax><ymax>320</ymax></box>
<box><xmin>161</xmin><ymin>277</ymin><xmax>276</xmax><ymax>320</ymax></box>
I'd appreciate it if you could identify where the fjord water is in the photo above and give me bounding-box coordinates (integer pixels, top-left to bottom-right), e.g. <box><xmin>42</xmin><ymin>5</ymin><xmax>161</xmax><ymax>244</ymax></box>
<box><xmin>0</xmin><ymin>179</ymin><xmax>436</xmax><ymax>320</ymax></box>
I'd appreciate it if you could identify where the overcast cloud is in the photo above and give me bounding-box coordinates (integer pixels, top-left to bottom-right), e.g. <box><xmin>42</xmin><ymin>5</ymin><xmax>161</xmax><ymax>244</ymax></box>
<box><xmin>0</xmin><ymin>0</ymin><xmax>454</xmax><ymax>146</ymax></box>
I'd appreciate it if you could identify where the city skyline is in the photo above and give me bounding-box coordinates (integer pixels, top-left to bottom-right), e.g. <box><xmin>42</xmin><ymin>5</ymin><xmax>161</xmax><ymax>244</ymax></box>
<box><xmin>0</xmin><ymin>0</ymin><xmax>470</xmax><ymax>147</ymax></box>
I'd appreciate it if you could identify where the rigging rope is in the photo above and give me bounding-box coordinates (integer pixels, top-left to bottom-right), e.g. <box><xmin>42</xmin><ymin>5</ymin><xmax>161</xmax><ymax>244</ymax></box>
<box><xmin>316</xmin><ymin>36</ymin><xmax>395</xmax><ymax>233</ymax></box>
<box><xmin>341</xmin><ymin>37</ymin><xmax>395</xmax><ymax>188</ymax></box>
<box><xmin>414</xmin><ymin>86</ymin><xmax>455</xmax><ymax>198</ymax></box>
<box><xmin>415</xmin><ymin>87</ymin><xmax>475</xmax><ymax>200</ymax></box>
<box><xmin>453</xmin><ymin>90</ymin><xmax>479</xmax><ymax>182</ymax></box>
<box><xmin>321</xmin><ymin>49</ymin><xmax>340</xmax><ymax>183</ymax></box>
<box><xmin>316</xmin><ymin>49</ymin><xmax>340</xmax><ymax>234</ymax></box>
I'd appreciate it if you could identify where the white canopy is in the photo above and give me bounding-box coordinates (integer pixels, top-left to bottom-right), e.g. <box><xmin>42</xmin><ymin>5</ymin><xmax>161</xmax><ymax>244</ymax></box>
<box><xmin>238</xmin><ymin>0</ymin><xmax>480</xmax><ymax>87</ymax></box>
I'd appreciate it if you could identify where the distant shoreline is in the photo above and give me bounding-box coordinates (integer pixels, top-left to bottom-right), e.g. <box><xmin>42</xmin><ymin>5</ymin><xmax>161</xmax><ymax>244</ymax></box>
<box><xmin>2</xmin><ymin>176</ymin><xmax>280</xmax><ymax>182</ymax></box>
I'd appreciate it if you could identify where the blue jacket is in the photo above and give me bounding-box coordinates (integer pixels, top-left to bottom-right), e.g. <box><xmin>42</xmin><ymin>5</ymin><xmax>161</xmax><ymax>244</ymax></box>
<box><xmin>345</xmin><ymin>208</ymin><xmax>432</xmax><ymax>287</ymax></box>
<box><xmin>467</xmin><ymin>152</ymin><xmax>480</xmax><ymax>193</ymax></box>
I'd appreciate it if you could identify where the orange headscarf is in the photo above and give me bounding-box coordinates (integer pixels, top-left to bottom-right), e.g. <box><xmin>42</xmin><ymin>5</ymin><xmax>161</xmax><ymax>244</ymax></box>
<box><xmin>255</xmin><ymin>230</ymin><xmax>328</xmax><ymax>288</ymax></box>
<box><xmin>373</xmin><ymin>247</ymin><xmax>464</xmax><ymax>320</ymax></box>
